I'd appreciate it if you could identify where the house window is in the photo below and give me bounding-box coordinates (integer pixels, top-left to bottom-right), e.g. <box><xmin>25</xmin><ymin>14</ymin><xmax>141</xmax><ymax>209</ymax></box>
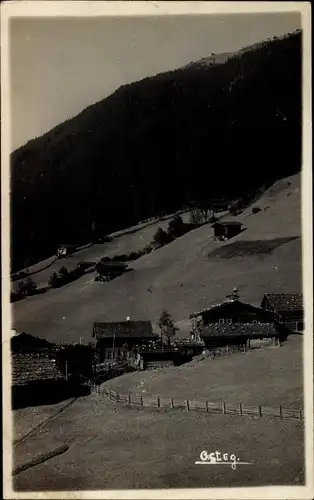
<box><xmin>219</xmin><ymin>319</ymin><xmax>225</xmax><ymax>324</ymax></box>
<box><xmin>252</xmin><ymin>320</ymin><xmax>258</xmax><ymax>324</ymax></box>
<box><xmin>226</xmin><ymin>319</ymin><xmax>232</xmax><ymax>324</ymax></box>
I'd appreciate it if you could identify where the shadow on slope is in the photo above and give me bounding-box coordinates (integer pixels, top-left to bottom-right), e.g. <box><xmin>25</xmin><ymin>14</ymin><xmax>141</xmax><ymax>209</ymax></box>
<box><xmin>12</xmin><ymin>381</ymin><xmax>91</xmax><ymax>410</ymax></box>
<box><xmin>208</xmin><ymin>237</ymin><xmax>299</xmax><ymax>259</ymax></box>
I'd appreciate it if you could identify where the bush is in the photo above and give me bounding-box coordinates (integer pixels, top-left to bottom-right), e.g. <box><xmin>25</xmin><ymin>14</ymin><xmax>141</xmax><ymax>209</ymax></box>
<box><xmin>128</xmin><ymin>251</ymin><xmax>140</xmax><ymax>261</ymax></box>
<box><xmin>101</xmin><ymin>256</ymin><xmax>111</xmax><ymax>262</ymax></box>
<box><xmin>112</xmin><ymin>254</ymin><xmax>129</xmax><ymax>262</ymax></box>
<box><xmin>48</xmin><ymin>272</ymin><xmax>61</xmax><ymax>288</ymax></box>
<box><xmin>17</xmin><ymin>277</ymin><xmax>37</xmax><ymax>296</ymax></box>
<box><xmin>252</xmin><ymin>206</ymin><xmax>262</xmax><ymax>214</ymax></box>
<box><xmin>168</xmin><ymin>215</ymin><xmax>185</xmax><ymax>238</ymax></box>
<box><xmin>153</xmin><ymin>227</ymin><xmax>173</xmax><ymax>247</ymax></box>
<box><xmin>189</xmin><ymin>209</ymin><xmax>203</xmax><ymax>225</ymax></box>
<box><xmin>99</xmin><ymin>235</ymin><xmax>113</xmax><ymax>243</ymax></box>
<box><xmin>143</xmin><ymin>244</ymin><xmax>153</xmax><ymax>254</ymax></box>
<box><xmin>59</xmin><ymin>266</ymin><xmax>69</xmax><ymax>277</ymax></box>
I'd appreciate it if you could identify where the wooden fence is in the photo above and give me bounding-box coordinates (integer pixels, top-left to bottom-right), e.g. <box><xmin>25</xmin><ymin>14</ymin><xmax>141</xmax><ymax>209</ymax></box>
<box><xmin>94</xmin><ymin>388</ymin><xmax>304</xmax><ymax>422</ymax></box>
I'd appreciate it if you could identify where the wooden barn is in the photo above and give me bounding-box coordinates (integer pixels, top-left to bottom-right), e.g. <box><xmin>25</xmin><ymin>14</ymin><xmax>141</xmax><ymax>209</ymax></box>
<box><xmin>212</xmin><ymin>221</ymin><xmax>243</xmax><ymax>240</ymax></box>
<box><xmin>261</xmin><ymin>293</ymin><xmax>304</xmax><ymax>333</ymax></box>
<box><xmin>93</xmin><ymin>320</ymin><xmax>157</xmax><ymax>362</ymax></box>
<box><xmin>190</xmin><ymin>291</ymin><xmax>286</xmax><ymax>350</ymax></box>
<box><xmin>11</xmin><ymin>333</ymin><xmax>90</xmax><ymax>408</ymax></box>
<box><xmin>12</xmin><ymin>353</ymin><xmax>66</xmax><ymax>409</ymax></box>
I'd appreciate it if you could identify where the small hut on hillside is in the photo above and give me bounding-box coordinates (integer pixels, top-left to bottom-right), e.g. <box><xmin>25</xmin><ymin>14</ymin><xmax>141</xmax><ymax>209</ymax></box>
<box><xmin>212</xmin><ymin>221</ymin><xmax>243</xmax><ymax>240</ymax></box>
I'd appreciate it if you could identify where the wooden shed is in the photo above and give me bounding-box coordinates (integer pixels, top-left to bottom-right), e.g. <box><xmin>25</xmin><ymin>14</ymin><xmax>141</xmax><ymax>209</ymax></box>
<box><xmin>261</xmin><ymin>293</ymin><xmax>304</xmax><ymax>333</ymax></box>
<box><xmin>11</xmin><ymin>353</ymin><xmax>67</xmax><ymax>409</ymax></box>
<box><xmin>212</xmin><ymin>221</ymin><xmax>243</xmax><ymax>240</ymax></box>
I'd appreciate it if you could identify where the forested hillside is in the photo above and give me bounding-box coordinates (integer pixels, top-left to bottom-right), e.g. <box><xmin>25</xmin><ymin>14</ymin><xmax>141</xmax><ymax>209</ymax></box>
<box><xmin>11</xmin><ymin>30</ymin><xmax>301</xmax><ymax>271</ymax></box>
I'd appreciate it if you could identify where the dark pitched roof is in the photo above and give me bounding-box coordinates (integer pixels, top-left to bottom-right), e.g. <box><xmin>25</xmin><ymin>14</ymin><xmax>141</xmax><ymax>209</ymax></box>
<box><xmin>200</xmin><ymin>322</ymin><xmax>278</xmax><ymax>338</ymax></box>
<box><xmin>212</xmin><ymin>221</ymin><xmax>242</xmax><ymax>227</ymax></box>
<box><xmin>263</xmin><ymin>293</ymin><xmax>303</xmax><ymax>312</ymax></box>
<box><xmin>190</xmin><ymin>299</ymin><xmax>273</xmax><ymax>319</ymax></box>
<box><xmin>93</xmin><ymin>321</ymin><xmax>154</xmax><ymax>339</ymax></box>
<box><xmin>11</xmin><ymin>333</ymin><xmax>56</xmax><ymax>354</ymax></box>
<box><xmin>12</xmin><ymin>353</ymin><xmax>64</xmax><ymax>386</ymax></box>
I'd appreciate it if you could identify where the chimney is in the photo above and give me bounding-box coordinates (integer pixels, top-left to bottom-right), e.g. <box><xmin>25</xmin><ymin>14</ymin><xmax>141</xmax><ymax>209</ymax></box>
<box><xmin>226</xmin><ymin>287</ymin><xmax>240</xmax><ymax>302</ymax></box>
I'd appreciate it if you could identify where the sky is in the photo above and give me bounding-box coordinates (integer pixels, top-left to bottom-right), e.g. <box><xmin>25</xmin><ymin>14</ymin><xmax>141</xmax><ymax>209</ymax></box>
<box><xmin>10</xmin><ymin>12</ymin><xmax>301</xmax><ymax>151</ymax></box>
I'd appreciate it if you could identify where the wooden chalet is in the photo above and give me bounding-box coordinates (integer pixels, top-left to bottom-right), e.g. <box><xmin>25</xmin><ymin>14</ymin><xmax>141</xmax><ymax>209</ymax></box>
<box><xmin>261</xmin><ymin>293</ymin><xmax>304</xmax><ymax>333</ymax></box>
<box><xmin>93</xmin><ymin>320</ymin><xmax>157</xmax><ymax>362</ymax></box>
<box><xmin>190</xmin><ymin>290</ymin><xmax>286</xmax><ymax>350</ymax></box>
<box><xmin>11</xmin><ymin>333</ymin><xmax>91</xmax><ymax>408</ymax></box>
<box><xmin>212</xmin><ymin>221</ymin><xmax>243</xmax><ymax>240</ymax></box>
<box><xmin>12</xmin><ymin>352</ymin><xmax>67</xmax><ymax>409</ymax></box>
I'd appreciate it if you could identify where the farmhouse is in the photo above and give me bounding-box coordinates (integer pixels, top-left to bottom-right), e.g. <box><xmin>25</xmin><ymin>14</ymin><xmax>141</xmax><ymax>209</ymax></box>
<box><xmin>190</xmin><ymin>290</ymin><xmax>286</xmax><ymax>350</ymax></box>
<box><xmin>261</xmin><ymin>293</ymin><xmax>304</xmax><ymax>333</ymax></box>
<box><xmin>93</xmin><ymin>320</ymin><xmax>157</xmax><ymax>362</ymax></box>
<box><xmin>11</xmin><ymin>352</ymin><xmax>67</xmax><ymax>409</ymax></box>
<box><xmin>212</xmin><ymin>221</ymin><xmax>243</xmax><ymax>240</ymax></box>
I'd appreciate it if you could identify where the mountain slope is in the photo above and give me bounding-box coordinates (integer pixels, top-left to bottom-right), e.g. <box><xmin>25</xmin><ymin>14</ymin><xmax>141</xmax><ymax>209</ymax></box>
<box><xmin>11</xmin><ymin>30</ymin><xmax>302</xmax><ymax>271</ymax></box>
<box><xmin>12</xmin><ymin>173</ymin><xmax>301</xmax><ymax>343</ymax></box>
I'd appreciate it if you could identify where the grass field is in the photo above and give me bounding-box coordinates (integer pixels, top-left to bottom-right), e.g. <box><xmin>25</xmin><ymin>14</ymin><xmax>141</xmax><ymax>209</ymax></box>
<box><xmin>100</xmin><ymin>336</ymin><xmax>303</xmax><ymax>408</ymax></box>
<box><xmin>12</xmin><ymin>333</ymin><xmax>304</xmax><ymax>490</ymax></box>
<box><xmin>12</xmin><ymin>174</ymin><xmax>301</xmax><ymax>344</ymax></box>
<box><xmin>13</xmin><ymin>399</ymin><xmax>75</xmax><ymax>444</ymax></box>
<box><xmin>11</xmin><ymin>210</ymin><xmax>192</xmax><ymax>291</ymax></box>
<box><xmin>13</xmin><ymin>395</ymin><xmax>304</xmax><ymax>490</ymax></box>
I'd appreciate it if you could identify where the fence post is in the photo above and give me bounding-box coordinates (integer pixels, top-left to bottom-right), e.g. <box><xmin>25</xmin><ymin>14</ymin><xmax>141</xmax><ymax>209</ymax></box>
<box><xmin>171</xmin><ymin>398</ymin><xmax>174</xmax><ymax>409</ymax></box>
<box><xmin>258</xmin><ymin>405</ymin><xmax>262</xmax><ymax>418</ymax></box>
<box><xmin>239</xmin><ymin>403</ymin><xmax>243</xmax><ymax>416</ymax></box>
<box><xmin>157</xmin><ymin>396</ymin><xmax>161</xmax><ymax>408</ymax></box>
<box><xmin>206</xmin><ymin>401</ymin><xmax>209</xmax><ymax>413</ymax></box>
<box><xmin>128</xmin><ymin>392</ymin><xmax>131</xmax><ymax>405</ymax></box>
<box><xmin>186</xmin><ymin>400</ymin><xmax>190</xmax><ymax>411</ymax></box>
<box><xmin>116</xmin><ymin>392</ymin><xmax>120</xmax><ymax>403</ymax></box>
<box><xmin>226</xmin><ymin>345</ymin><xmax>229</xmax><ymax>355</ymax></box>
<box><xmin>222</xmin><ymin>401</ymin><xmax>226</xmax><ymax>415</ymax></box>
<box><xmin>299</xmin><ymin>409</ymin><xmax>302</xmax><ymax>421</ymax></box>
<box><xmin>140</xmin><ymin>396</ymin><xmax>144</xmax><ymax>407</ymax></box>
<box><xmin>65</xmin><ymin>361</ymin><xmax>68</xmax><ymax>381</ymax></box>
<box><xmin>279</xmin><ymin>405</ymin><xmax>283</xmax><ymax>420</ymax></box>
